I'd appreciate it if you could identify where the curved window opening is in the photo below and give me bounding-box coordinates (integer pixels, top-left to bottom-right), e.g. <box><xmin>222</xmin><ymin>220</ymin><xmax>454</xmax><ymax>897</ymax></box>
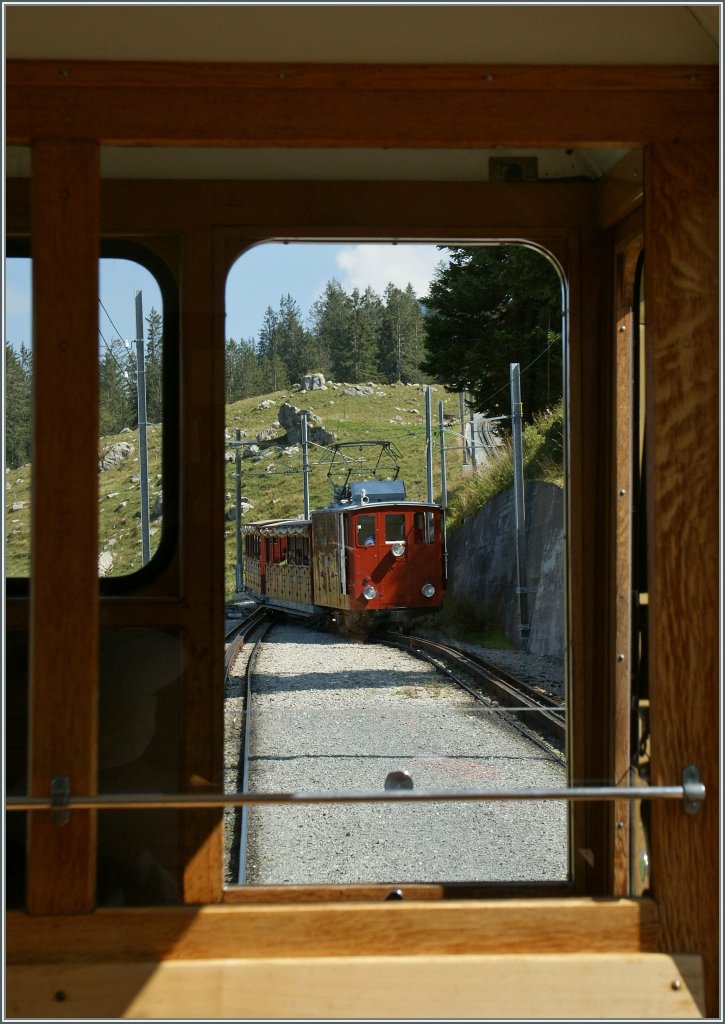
<box><xmin>4</xmin><ymin>242</ymin><xmax>178</xmax><ymax>587</ymax></box>
<box><xmin>223</xmin><ymin>240</ymin><xmax>568</xmax><ymax>890</ymax></box>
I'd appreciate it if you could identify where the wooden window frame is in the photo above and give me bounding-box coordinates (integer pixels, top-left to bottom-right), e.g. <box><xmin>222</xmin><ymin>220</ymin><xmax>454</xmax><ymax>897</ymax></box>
<box><xmin>4</xmin><ymin>62</ymin><xmax>719</xmax><ymax>1016</ymax></box>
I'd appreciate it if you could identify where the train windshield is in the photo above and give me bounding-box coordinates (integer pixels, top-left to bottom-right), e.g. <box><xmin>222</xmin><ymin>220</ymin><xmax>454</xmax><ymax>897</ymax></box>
<box><xmin>385</xmin><ymin>514</ymin><xmax>406</xmax><ymax>543</ymax></box>
<box><xmin>356</xmin><ymin>514</ymin><xmax>376</xmax><ymax>546</ymax></box>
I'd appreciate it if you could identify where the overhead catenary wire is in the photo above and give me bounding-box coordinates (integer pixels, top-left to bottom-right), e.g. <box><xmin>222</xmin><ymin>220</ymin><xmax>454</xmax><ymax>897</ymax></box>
<box><xmin>98</xmin><ymin>298</ymin><xmax>129</xmax><ymax>349</ymax></box>
<box><xmin>466</xmin><ymin>334</ymin><xmax>560</xmax><ymax>417</ymax></box>
<box><xmin>97</xmin><ymin>324</ymin><xmax>129</xmax><ymax>377</ymax></box>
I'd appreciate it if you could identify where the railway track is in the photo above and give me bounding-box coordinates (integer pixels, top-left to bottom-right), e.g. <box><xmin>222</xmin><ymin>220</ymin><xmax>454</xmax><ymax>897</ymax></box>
<box><xmin>229</xmin><ymin>616</ymin><xmax>569</xmax><ymax>887</ymax></box>
<box><xmin>224</xmin><ymin>603</ymin><xmax>275</xmax><ymax>884</ymax></box>
<box><xmin>378</xmin><ymin>630</ymin><xmax>566</xmax><ymax>758</ymax></box>
<box><xmin>224</xmin><ymin>603</ymin><xmax>272</xmax><ymax>678</ymax></box>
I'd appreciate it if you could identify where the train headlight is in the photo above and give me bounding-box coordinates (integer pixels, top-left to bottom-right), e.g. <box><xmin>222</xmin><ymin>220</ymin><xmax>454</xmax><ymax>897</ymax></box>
<box><xmin>363</xmin><ymin>584</ymin><xmax>378</xmax><ymax>600</ymax></box>
<box><xmin>391</xmin><ymin>542</ymin><xmax>405</xmax><ymax>558</ymax></box>
<box><xmin>421</xmin><ymin>583</ymin><xmax>436</xmax><ymax>598</ymax></box>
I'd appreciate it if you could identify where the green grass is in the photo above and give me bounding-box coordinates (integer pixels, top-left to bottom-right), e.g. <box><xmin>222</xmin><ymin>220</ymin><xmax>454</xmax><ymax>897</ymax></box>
<box><xmin>222</xmin><ymin>381</ymin><xmax>464</xmax><ymax>595</ymax></box>
<box><xmin>4</xmin><ymin>426</ymin><xmax>164</xmax><ymax>579</ymax></box>
<box><xmin>4</xmin><ymin>385</ymin><xmax>564</xmax><ymax>607</ymax></box>
<box><xmin>444</xmin><ymin>402</ymin><xmax>564</xmax><ymax>531</ymax></box>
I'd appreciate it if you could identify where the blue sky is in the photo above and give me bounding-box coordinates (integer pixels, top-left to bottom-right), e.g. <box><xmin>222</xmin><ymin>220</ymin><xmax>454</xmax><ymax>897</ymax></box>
<box><xmin>227</xmin><ymin>242</ymin><xmax>446</xmax><ymax>341</ymax></box>
<box><xmin>4</xmin><ymin>243</ymin><xmax>448</xmax><ymax>352</ymax></box>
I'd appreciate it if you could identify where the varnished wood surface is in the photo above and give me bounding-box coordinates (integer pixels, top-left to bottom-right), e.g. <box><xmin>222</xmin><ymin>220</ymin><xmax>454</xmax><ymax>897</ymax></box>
<box><xmin>178</xmin><ymin>227</ymin><xmax>227</xmax><ymax>903</ymax></box>
<box><xmin>6</xmin><ymin>899</ymin><xmax>659</xmax><ymax>963</ymax></box>
<box><xmin>27</xmin><ymin>140</ymin><xmax>100</xmax><ymax>914</ymax></box>
<box><xmin>6</xmin><ymin>180</ymin><xmax>598</xmax><ymax>237</ymax></box>
<box><xmin>597</xmin><ymin>149</ymin><xmax>644</xmax><ymax>229</ymax></box>
<box><xmin>6</xmin><ymin>50</ymin><xmax>718</xmax><ymax>1018</ymax></box>
<box><xmin>6</xmin><ymin>953</ymin><xmax>704</xmax><ymax>1019</ymax></box>
<box><xmin>644</xmin><ymin>141</ymin><xmax>719</xmax><ymax>1018</ymax></box>
<box><xmin>6</xmin><ymin>61</ymin><xmax>717</xmax><ymax>92</ymax></box>
<box><xmin>566</xmin><ymin>226</ymin><xmax>616</xmax><ymax>895</ymax></box>
<box><xmin>612</xmin><ymin>236</ymin><xmax>643</xmax><ymax>895</ymax></box>
<box><xmin>6</xmin><ymin>62</ymin><xmax>718</xmax><ymax>147</ymax></box>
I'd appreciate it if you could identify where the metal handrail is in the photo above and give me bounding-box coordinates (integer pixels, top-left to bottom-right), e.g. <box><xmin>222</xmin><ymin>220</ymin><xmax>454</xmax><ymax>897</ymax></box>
<box><xmin>6</xmin><ymin>766</ymin><xmax>705</xmax><ymax>817</ymax></box>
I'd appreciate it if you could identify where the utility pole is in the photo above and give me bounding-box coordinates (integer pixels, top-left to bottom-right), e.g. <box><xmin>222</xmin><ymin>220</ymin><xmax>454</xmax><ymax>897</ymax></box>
<box><xmin>425</xmin><ymin>386</ymin><xmax>433</xmax><ymax>503</ymax></box>
<box><xmin>469</xmin><ymin>401</ymin><xmax>478</xmax><ymax>469</ymax></box>
<box><xmin>438</xmin><ymin>399</ymin><xmax>449</xmax><ymax>581</ymax></box>
<box><xmin>459</xmin><ymin>391</ymin><xmax>468</xmax><ymax>466</ymax></box>
<box><xmin>510</xmin><ymin>362</ymin><xmax>529</xmax><ymax>651</ymax></box>
<box><xmin>134</xmin><ymin>290</ymin><xmax>151</xmax><ymax>565</ymax></box>
<box><xmin>235</xmin><ymin>428</ymin><xmax>243</xmax><ymax>592</ymax></box>
<box><xmin>301</xmin><ymin>413</ymin><xmax>310</xmax><ymax>519</ymax></box>
<box><xmin>437</xmin><ymin>399</ymin><xmax>448</xmax><ymax>510</ymax></box>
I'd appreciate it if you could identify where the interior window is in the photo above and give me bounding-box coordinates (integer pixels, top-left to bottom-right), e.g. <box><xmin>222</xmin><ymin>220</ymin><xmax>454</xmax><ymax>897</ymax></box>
<box><xmin>224</xmin><ymin>240</ymin><xmax>567</xmax><ymax>892</ymax></box>
<box><xmin>4</xmin><ymin>247</ymin><xmax>173</xmax><ymax>581</ymax></box>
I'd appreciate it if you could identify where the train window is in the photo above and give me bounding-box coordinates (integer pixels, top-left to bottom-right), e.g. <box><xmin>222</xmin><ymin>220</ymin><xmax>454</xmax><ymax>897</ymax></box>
<box><xmin>385</xmin><ymin>513</ymin><xmax>407</xmax><ymax>543</ymax></box>
<box><xmin>4</xmin><ymin>243</ymin><xmax>178</xmax><ymax>586</ymax></box>
<box><xmin>413</xmin><ymin>510</ymin><xmax>435</xmax><ymax>544</ymax></box>
<box><xmin>356</xmin><ymin>515</ymin><xmax>376</xmax><ymax>546</ymax></box>
<box><xmin>4</xmin><ymin>253</ymin><xmax>32</xmax><ymax>578</ymax></box>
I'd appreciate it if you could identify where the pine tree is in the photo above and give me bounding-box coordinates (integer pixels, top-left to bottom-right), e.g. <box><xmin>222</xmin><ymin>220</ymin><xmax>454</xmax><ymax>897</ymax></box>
<box><xmin>380</xmin><ymin>283</ymin><xmax>427</xmax><ymax>383</ymax></box>
<box><xmin>309</xmin><ymin>280</ymin><xmax>350</xmax><ymax>381</ymax></box>
<box><xmin>99</xmin><ymin>341</ymin><xmax>134</xmax><ymax>436</ymax></box>
<box><xmin>273</xmin><ymin>294</ymin><xmax>316</xmax><ymax>385</ymax></box>
<box><xmin>237</xmin><ymin>338</ymin><xmax>265</xmax><ymax>398</ymax></box>
<box><xmin>226</xmin><ymin>337</ymin><xmax>266</xmax><ymax>401</ymax></box>
<box><xmin>345</xmin><ymin>286</ymin><xmax>381</xmax><ymax>382</ymax></box>
<box><xmin>4</xmin><ymin>341</ymin><xmax>32</xmax><ymax>468</ymax></box>
<box><xmin>257</xmin><ymin>306</ymin><xmax>289</xmax><ymax>392</ymax></box>
<box><xmin>144</xmin><ymin>307</ymin><xmax>163</xmax><ymax>423</ymax></box>
<box><xmin>225</xmin><ymin>337</ymin><xmax>241</xmax><ymax>403</ymax></box>
<box><xmin>421</xmin><ymin>245</ymin><xmax>562</xmax><ymax>421</ymax></box>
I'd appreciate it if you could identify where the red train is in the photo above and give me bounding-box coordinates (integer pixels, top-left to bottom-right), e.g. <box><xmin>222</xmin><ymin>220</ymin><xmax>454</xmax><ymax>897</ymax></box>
<box><xmin>241</xmin><ymin>442</ymin><xmax>446</xmax><ymax>631</ymax></box>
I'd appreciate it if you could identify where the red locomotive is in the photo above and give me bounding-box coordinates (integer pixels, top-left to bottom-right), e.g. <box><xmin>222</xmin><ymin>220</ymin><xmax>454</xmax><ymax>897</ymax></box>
<box><xmin>241</xmin><ymin>441</ymin><xmax>446</xmax><ymax>631</ymax></box>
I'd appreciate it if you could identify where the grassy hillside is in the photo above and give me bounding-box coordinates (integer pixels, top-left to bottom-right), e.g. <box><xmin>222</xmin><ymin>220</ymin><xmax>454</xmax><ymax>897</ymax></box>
<box><xmin>444</xmin><ymin>403</ymin><xmax>564</xmax><ymax>531</ymax></box>
<box><xmin>224</xmin><ymin>381</ymin><xmax>463</xmax><ymax>595</ymax></box>
<box><xmin>4</xmin><ymin>383</ymin><xmax>564</xmax><ymax>604</ymax></box>
<box><xmin>4</xmin><ymin>382</ymin><xmax>466</xmax><ymax>593</ymax></box>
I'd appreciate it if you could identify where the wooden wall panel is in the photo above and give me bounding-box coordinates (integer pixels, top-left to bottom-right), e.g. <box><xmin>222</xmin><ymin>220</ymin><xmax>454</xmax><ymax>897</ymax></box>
<box><xmin>644</xmin><ymin>140</ymin><xmax>719</xmax><ymax>1016</ymax></box>
<box><xmin>6</xmin><ymin>899</ymin><xmax>660</xmax><ymax>962</ymax></box>
<box><xmin>566</xmin><ymin>225</ymin><xmax>616</xmax><ymax>895</ymax></box>
<box><xmin>178</xmin><ymin>228</ymin><xmax>227</xmax><ymax>903</ymax></box>
<box><xmin>27</xmin><ymin>140</ymin><xmax>100</xmax><ymax>913</ymax></box>
<box><xmin>5</xmin><ymin>179</ymin><xmax>598</xmax><ymax>237</ymax></box>
<box><xmin>611</xmin><ymin>236</ymin><xmax>643</xmax><ymax>895</ymax></box>
<box><xmin>4</xmin><ymin>52</ymin><xmax>718</xmax><ymax>1017</ymax></box>
<box><xmin>5</xmin><ymin>62</ymin><xmax>718</xmax><ymax>147</ymax></box>
<box><xmin>5</xmin><ymin>953</ymin><xmax>705</xmax><ymax>1019</ymax></box>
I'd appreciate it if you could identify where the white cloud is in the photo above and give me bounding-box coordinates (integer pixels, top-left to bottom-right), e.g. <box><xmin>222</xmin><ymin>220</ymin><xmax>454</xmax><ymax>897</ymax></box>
<box><xmin>335</xmin><ymin>244</ymin><xmax>445</xmax><ymax>299</ymax></box>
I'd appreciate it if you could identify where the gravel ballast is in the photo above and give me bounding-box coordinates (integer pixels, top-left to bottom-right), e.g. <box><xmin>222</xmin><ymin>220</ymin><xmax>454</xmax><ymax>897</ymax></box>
<box><xmin>227</xmin><ymin>620</ymin><xmax>568</xmax><ymax>887</ymax></box>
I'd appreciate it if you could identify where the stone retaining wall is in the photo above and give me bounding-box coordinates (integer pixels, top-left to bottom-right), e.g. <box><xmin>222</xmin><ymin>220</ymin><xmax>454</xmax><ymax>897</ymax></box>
<box><xmin>445</xmin><ymin>481</ymin><xmax>564</xmax><ymax>656</ymax></box>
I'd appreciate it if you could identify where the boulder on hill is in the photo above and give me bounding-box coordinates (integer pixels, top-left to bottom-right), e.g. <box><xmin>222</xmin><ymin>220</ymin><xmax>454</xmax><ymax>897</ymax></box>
<box><xmin>99</xmin><ymin>441</ymin><xmax>134</xmax><ymax>472</ymax></box>
<box><xmin>278</xmin><ymin>402</ymin><xmax>336</xmax><ymax>446</ymax></box>
<box><xmin>301</xmin><ymin>373</ymin><xmax>327</xmax><ymax>391</ymax></box>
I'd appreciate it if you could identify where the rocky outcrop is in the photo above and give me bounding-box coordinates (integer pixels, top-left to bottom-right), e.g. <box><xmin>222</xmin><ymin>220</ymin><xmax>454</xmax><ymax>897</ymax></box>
<box><xmin>278</xmin><ymin>402</ymin><xmax>336</xmax><ymax>446</ymax></box>
<box><xmin>301</xmin><ymin>373</ymin><xmax>327</xmax><ymax>391</ymax></box>
<box><xmin>99</xmin><ymin>441</ymin><xmax>134</xmax><ymax>471</ymax></box>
